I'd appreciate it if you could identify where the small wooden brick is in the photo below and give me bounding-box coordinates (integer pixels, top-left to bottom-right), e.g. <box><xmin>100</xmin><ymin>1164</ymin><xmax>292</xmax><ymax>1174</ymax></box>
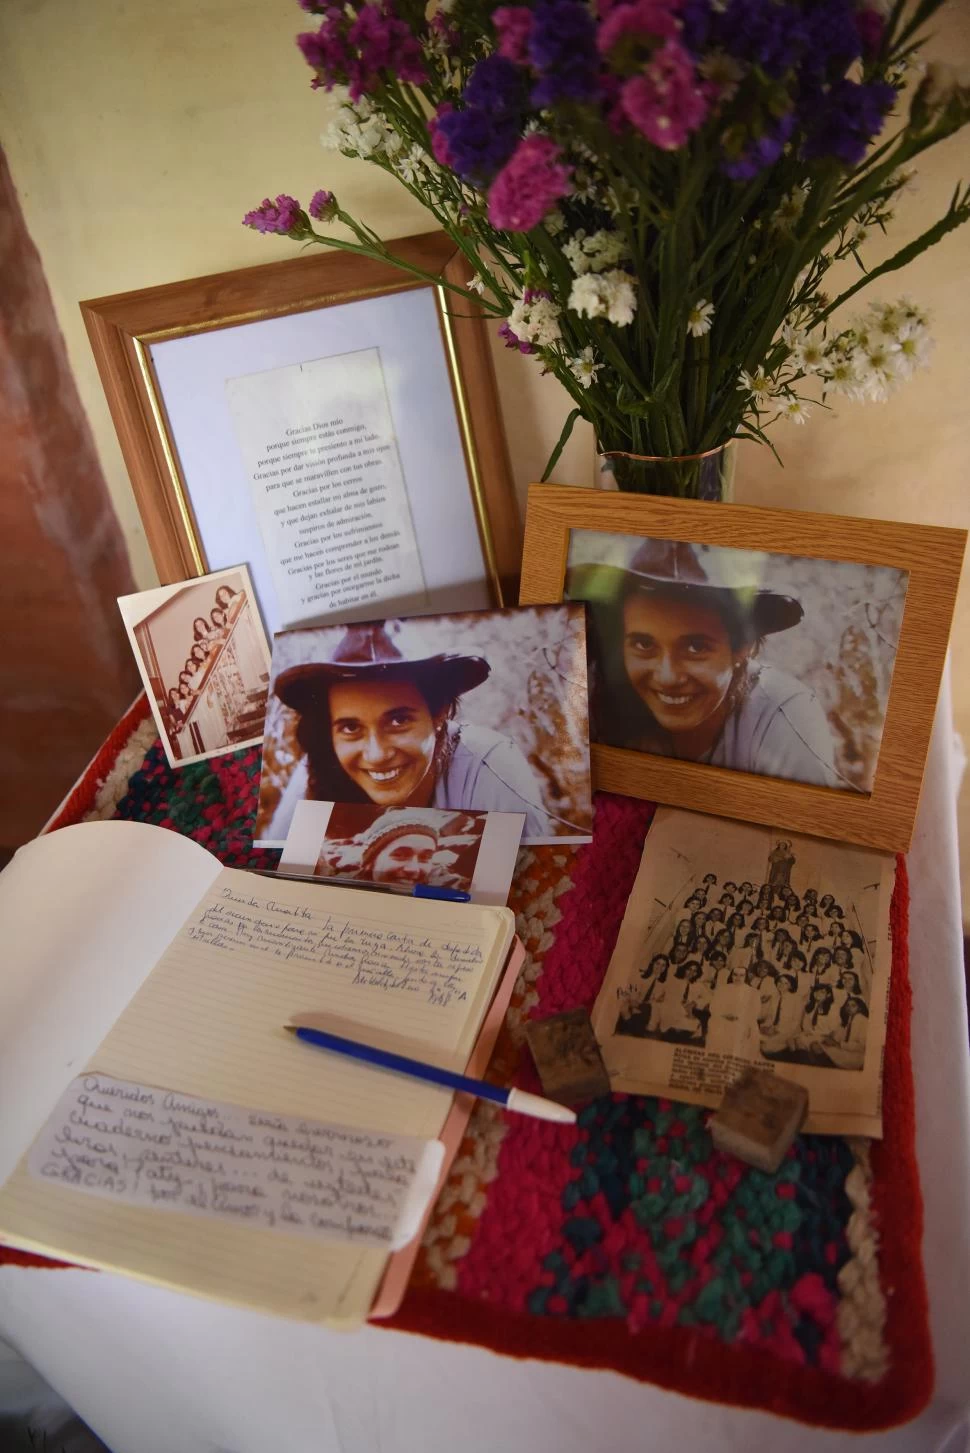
<box><xmin>709</xmin><ymin>1068</ymin><xmax>809</xmax><ymax>1174</ymax></box>
<box><xmin>523</xmin><ymin>1009</ymin><xmax>612</xmax><ymax>1107</ymax></box>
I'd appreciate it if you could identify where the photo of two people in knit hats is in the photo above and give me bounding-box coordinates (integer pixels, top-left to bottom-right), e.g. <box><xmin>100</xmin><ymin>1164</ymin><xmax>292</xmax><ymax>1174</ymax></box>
<box><xmin>615</xmin><ymin>845</ymin><xmax>873</xmax><ymax>1073</ymax></box>
<box><xmin>255</xmin><ymin>603</ymin><xmax>592</xmax><ymax>847</ymax></box>
<box><xmin>566</xmin><ymin>529</ymin><xmax>908</xmax><ymax>793</ymax></box>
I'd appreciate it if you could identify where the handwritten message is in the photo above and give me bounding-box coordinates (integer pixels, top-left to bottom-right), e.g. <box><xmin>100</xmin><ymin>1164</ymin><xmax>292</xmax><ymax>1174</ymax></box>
<box><xmin>225</xmin><ymin>349</ymin><xmax>428</xmax><ymax>625</ymax></box>
<box><xmin>29</xmin><ymin>1074</ymin><xmax>443</xmax><ymax>1249</ymax></box>
<box><xmin>190</xmin><ymin>889</ymin><xmax>485</xmax><ymax>1010</ymax></box>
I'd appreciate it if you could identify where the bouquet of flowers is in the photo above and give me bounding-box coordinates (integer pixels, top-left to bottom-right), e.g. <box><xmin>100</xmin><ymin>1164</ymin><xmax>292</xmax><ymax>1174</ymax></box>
<box><xmin>245</xmin><ymin>0</ymin><xmax>970</xmax><ymax>494</ymax></box>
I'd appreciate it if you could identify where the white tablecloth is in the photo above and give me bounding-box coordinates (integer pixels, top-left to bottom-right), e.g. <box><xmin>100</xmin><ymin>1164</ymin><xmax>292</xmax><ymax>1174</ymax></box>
<box><xmin>2</xmin><ymin>675</ymin><xmax>968</xmax><ymax>1453</ymax></box>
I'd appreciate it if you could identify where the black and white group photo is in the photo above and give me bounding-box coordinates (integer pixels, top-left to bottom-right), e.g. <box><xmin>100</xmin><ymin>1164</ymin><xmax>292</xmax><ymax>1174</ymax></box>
<box><xmin>615</xmin><ymin>838</ymin><xmax>872</xmax><ymax>1072</ymax></box>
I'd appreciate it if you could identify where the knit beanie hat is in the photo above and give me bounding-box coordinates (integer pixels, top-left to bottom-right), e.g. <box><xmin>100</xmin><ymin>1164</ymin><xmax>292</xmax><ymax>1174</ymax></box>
<box><xmin>358</xmin><ymin>810</ymin><xmax>441</xmax><ymax>876</ymax></box>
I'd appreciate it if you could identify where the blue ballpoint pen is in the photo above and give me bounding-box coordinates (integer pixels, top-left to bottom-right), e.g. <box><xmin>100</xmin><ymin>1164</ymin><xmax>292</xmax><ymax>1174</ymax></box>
<box><xmin>284</xmin><ymin>1023</ymin><xmax>576</xmax><ymax>1124</ymax></box>
<box><xmin>252</xmin><ymin>868</ymin><xmax>470</xmax><ymax>902</ymax></box>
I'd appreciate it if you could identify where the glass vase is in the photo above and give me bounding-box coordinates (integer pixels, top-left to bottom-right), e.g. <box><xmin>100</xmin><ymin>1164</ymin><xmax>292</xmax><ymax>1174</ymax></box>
<box><xmin>597</xmin><ymin>443</ymin><xmax>735</xmax><ymax>501</ymax></box>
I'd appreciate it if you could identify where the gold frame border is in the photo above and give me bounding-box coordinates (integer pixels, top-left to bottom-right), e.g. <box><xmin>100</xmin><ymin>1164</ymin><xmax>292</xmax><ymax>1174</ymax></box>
<box><xmin>130</xmin><ymin>276</ymin><xmax>504</xmax><ymax>604</ymax></box>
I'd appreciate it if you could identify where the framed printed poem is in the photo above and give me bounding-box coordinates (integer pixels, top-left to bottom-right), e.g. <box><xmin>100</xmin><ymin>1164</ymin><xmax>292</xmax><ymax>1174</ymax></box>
<box><xmin>519</xmin><ymin>484</ymin><xmax>966</xmax><ymax>853</ymax></box>
<box><xmin>82</xmin><ymin>232</ymin><xmax>520</xmax><ymax>638</ymax></box>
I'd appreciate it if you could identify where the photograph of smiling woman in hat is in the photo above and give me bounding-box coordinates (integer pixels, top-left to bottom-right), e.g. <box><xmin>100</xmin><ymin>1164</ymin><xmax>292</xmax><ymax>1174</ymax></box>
<box><xmin>255</xmin><ymin>604</ymin><xmax>592</xmax><ymax>846</ymax></box>
<box><xmin>567</xmin><ymin>532</ymin><xmax>907</xmax><ymax>794</ymax></box>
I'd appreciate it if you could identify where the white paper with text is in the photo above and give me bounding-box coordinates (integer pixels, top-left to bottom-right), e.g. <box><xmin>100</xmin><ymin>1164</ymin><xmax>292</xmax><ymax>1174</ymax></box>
<box><xmin>29</xmin><ymin>1073</ymin><xmax>444</xmax><ymax>1251</ymax></box>
<box><xmin>0</xmin><ymin>861</ymin><xmax>513</xmax><ymax>1324</ymax></box>
<box><xmin>225</xmin><ymin>349</ymin><xmax>428</xmax><ymax>628</ymax></box>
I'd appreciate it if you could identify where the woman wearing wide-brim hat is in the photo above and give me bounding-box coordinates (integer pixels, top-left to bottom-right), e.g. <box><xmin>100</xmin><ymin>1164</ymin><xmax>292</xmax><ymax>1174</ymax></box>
<box><xmin>261</xmin><ymin>618</ymin><xmax>551</xmax><ymax>841</ymax></box>
<box><xmin>567</xmin><ymin>537</ymin><xmax>844</xmax><ymax>789</ymax></box>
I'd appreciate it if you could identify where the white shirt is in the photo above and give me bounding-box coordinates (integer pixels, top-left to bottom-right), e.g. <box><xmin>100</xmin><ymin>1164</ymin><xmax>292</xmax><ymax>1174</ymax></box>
<box><xmin>703</xmin><ymin>665</ymin><xmax>842</xmax><ymax>789</ymax></box>
<box><xmin>264</xmin><ymin>723</ymin><xmax>551</xmax><ymax>841</ymax></box>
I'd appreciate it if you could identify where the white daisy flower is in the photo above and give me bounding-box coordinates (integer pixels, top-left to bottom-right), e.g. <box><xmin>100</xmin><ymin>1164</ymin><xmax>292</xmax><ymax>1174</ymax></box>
<box><xmin>782</xmin><ymin>397</ymin><xmax>811</xmax><ymax>425</ymax></box>
<box><xmin>738</xmin><ymin>367</ymin><xmax>774</xmax><ymax>406</ymax></box>
<box><xmin>790</xmin><ymin>336</ymin><xmax>827</xmax><ymax>373</ymax></box>
<box><xmin>569</xmin><ymin>347</ymin><xmax>602</xmax><ymax>388</ymax></box>
<box><xmin>687</xmin><ymin>299</ymin><xmax>715</xmax><ymax>338</ymax></box>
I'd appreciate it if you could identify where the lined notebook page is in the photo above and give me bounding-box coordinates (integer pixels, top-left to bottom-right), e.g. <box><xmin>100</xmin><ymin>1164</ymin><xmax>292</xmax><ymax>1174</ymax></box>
<box><xmin>0</xmin><ymin>869</ymin><xmax>513</xmax><ymax>1325</ymax></box>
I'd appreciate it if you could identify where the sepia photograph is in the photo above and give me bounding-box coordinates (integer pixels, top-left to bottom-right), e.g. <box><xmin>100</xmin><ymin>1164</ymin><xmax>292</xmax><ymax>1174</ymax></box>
<box><xmin>255</xmin><ymin>603</ymin><xmax>592</xmax><ymax>848</ymax></box>
<box><xmin>592</xmin><ymin>807</ymin><xmax>895</xmax><ymax>1137</ymax></box>
<box><xmin>118</xmin><ymin>566</ymin><xmax>272</xmax><ymax>768</ymax></box>
<box><xmin>277</xmin><ymin>801</ymin><xmax>525</xmax><ymax>905</ymax></box>
<box><xmin>567</xmin><ymin>529</ymin><xmax>908</xmax><ymax>795</ymax></box>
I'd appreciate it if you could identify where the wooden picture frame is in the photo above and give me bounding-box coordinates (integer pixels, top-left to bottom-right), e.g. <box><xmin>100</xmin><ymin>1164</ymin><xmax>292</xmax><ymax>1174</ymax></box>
<box><xmin>82</xmin><ymin>232</ymin><xmax>521</xmax><ymax>633</ymax></box>
<box><xmin>520</xmin><ymin>484</ymin><xmax>966</xmax><ymax>853</ymax></box>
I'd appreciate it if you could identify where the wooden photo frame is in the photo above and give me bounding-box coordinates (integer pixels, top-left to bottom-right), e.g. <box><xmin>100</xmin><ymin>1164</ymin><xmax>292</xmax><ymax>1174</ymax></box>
<box><xmin>520</xmin><ymin>484</ymin><xmax>966</xmax><ymax>853</ymax></box>
<box><xmin>82</xmin><ymin>232</ymin><xmax>520</xmax><ymax>638</ymax></box>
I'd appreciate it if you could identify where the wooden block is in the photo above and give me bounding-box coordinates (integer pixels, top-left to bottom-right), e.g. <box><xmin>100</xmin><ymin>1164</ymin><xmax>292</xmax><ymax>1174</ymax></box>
<box><xmin>709</xmin><ymin>1068</ymin><xmax>809</xmax><ymax>1174</ymax></box>
<box><xmin>523</xmin><ymin>1009</ymin><xmax>611</xmax><ymax>1107</ymax></box>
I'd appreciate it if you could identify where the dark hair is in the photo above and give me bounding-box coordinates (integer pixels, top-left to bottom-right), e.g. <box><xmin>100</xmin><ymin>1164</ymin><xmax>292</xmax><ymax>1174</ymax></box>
<box><xmin>192</xmin><ymin>617</ymin><xmax>210</xmax><ymax>640</ymax></box>
<box><xmin>778</xmin><ymin>973</ymin><xmax>797</xmax><ymax>993</ymax></box>
<box><xmin>189</xmin><ymin>644</ymin><xmax>206</xmax><ymax>665</ymax></box>
<box><xmin>789</xmin><ymin>949</ymin><xmax>807</xmax><ymax>971</ymax></box>
<box><xmin>841</xmin><ymin>994</ymin><xmax>868</xmax><ymax>1026</ymax></box>
<box><xmin>809</xmin><ymin>984</ymin><xmax>834</xmax><ymax>1011</ymax></box>
<box><xmin>838</xmin><ymin>970</ymin><xmax>862</xmax><ymax>994</ymax></box>
<box><xmin>215</xmin><ymin>584</ymin><xmax>237</xmax><ymax>608</ymax></box>
<box><xmin>647</xmin><ymin>953</ymin><xmax>670</xmax><ymax>974</ymax></box>
<box><xmin>809</xmin><ymin>947</ymin><xmax>832</xmax><ymax>972</ymax></box>
<box><xmin>586</xmin><ymin>584</ymin><xmax>765</xmax><ymax>751</ymax></box>
<box><xmin>295</xmin><ymin>676</ymin><xmax>461</xmax><ymax>804</ymax></box>
<box><xmin>210</xmin><ymin>607</ymin><xmax>227</xmax><ymax>628</ymax></box>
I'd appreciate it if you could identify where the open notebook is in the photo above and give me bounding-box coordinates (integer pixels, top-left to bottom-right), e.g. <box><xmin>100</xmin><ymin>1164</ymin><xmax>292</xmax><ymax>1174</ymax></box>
<box><xmin>0</xmin><ymin>821</ymin><xmax>515</xmax><ymax>1327</ymax></box>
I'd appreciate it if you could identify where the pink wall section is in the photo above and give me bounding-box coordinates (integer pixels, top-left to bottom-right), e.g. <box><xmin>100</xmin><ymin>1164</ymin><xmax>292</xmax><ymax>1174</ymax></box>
<box><xmin>0</xmin><ymin>149</ymin><xmax>140</xmax><ymax>847</ymax></box>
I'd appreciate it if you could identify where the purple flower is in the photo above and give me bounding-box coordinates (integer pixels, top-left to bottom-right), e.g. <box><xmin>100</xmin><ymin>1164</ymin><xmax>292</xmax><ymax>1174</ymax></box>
<box><xmin>435</xmin><ymin>106</ymin><xmax>521</xmax><ymax>182</ymax></box>
<box><xmin>620</xmin><ymin>39</ymin><xmax>709</xmax><ymax>150</ymax></box>
<box><xmin>798</xmin><ymin>0</ymin><xmax>861</xmax><ymax>82</ymax></box>
<box><xmin>715</xmin><ymin>0</ymin><xmax>804</xmax><ymax>80</ymax></box>
<box><xmin>345</xmin><ymin>2</ymin><xmax>426</xmax><ymax>100</ymax></box>
<box><xmin>492</xmin><ymin>6</ymin><xmax>533</xmax><ymax>64</ymax></box>
<box><xmin>463</xmin><ymin>55</ymin><xmax>529</xmax><ymax>115</ymax></box>
<box><xmin>722</xmin><ymin>111</ymin><xmax>795</xmax><ymax>179</ymax></box>
<box><xmin>297</xmin><ymin>11</ymin><xmax>349</xmax><ymax>90</ymax></box>
<box><xmin>242</xmin><ymin>195</ymin><xmax>304</xmax><ymax>235</ymax></box>
<box><xmin>308</xmin><ymin>189</ymin><xmax>337</xmax><ymax>220</ymax></box>
<box><xmin>802</xmin><ymin>77</ymin><xmax>896</xmax><ymax>165</ymax></box>
<box><xmin>528</xmin><ymin>1</ymin><xmax>601</xmax><ymax>105</ymax></box>
<box><xmin>487</xmin><ymin>134</ymin><xmax>572</xmax><ymax>230</ymax></box>
<box><xmin>680</xmin><ymin>0</ymin><xmax>712</xmax><ymax>56</ymax></box>
<box><xmin>498</xmin><ymin>320</ymin><xmax>537</xmax><ymax>354</ymax></box>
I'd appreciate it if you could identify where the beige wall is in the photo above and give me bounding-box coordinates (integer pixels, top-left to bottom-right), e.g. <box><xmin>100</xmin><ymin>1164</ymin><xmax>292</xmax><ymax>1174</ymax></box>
<box><xmin>1</xmin><ymin>1</ymin><xmax>968</xmax><ymax>903</ymax></box>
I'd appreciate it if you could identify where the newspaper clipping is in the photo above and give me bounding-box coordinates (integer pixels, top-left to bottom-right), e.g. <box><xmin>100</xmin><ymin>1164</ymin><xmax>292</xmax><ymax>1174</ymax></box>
<box><xmin>591</xmin><ymin>808</ymin><xmax>896</xmax><ymax>1136</ymax></box>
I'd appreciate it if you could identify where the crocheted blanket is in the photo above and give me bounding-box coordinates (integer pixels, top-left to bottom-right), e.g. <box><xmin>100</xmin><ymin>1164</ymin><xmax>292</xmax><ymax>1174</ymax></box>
<box><xmin>5</xmin><ymin>698</ymin><xmax>931</xmax><ymax>1432</ymax></box>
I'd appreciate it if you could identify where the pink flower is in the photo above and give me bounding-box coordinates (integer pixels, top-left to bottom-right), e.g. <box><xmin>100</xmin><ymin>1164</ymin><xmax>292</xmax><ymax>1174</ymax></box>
<box><xmin>308</xmin><ymin>189</ymin><xmax>337</xmax><ymax>220</ymax></box>
<box><xmin>855</xmin><ymin>8</ymin><xmax>885</xmax><ymax>57</ymax></box>
<box><xmin>596</xmin><ymin>0</ymin><xmax>681</xmax><ymax>57</ymax></box>
<box><xmin>620</xmin><ymin>40</ymin><xmax>708</xmax><ymax>150</ymax></box>
<box><xmin>492</xmin><ymin>6</ymin><xmax>533</xmax><ymax>63</ymax></box>
<box><xmin>346</xmin><ymin>2</ymin><xmax>426</xmax><ymax>100</ymax></box>
<box><xmin>428</xmin><ymin>102</ymin><xmax>455</xmax><ymax>167</ymax></box>
<box><xmin>242</xmin><ymin>195</ymin><xmax>303</xmax><ymax>235</ymax></box>
<box><xmin>487</xmin><ymin>134</ymin><xmax>572</xmax><ymax>231</ymax></box>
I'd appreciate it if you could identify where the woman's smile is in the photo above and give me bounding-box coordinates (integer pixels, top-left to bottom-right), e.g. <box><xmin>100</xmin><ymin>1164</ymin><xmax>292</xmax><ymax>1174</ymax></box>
<box><xmin>622</xmin><ymin>591</ymin><xmax>742</xmax><ymax>749</ymax></box>
<box><xmin>329</xmin><ymin>679</ymin><xmax>440</xmax><ymax>806</ymax></box>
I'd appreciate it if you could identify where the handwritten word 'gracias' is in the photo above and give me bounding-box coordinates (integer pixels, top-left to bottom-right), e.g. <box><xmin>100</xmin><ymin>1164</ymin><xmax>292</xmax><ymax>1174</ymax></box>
<box><xmin>188</xmin><ymin>894</ymin><xmax>483</xmax><ymax>1009</ymax></box>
